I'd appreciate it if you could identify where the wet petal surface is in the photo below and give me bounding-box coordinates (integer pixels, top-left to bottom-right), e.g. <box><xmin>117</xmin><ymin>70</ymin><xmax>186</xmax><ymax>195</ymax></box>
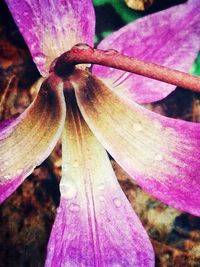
<box><xmin>0</xmin><ymin>74</ymin><xmax>66</xmax><ymax>203</ymax></box>
<box><xmin>93</xmin><ymin>0</ymin><xmax>200</xmax><ymax>103</ymax></box>
<box><xmin>45</xmin><ymin>89</ymin><xmax>154</xmax><ymax>267</ymax></box>
<box><xmin>73</xmin><ymin>69</ymin><xmax>200</xmax><ymax>216</ymax></box>
<box><xmin>5</xmin><ymin>0</ymin><xmax>95</xmax><ymax>76</ymax></box>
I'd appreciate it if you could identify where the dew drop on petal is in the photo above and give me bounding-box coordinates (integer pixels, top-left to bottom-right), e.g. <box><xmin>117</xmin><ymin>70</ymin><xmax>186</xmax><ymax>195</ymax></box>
<box><xmin>62</xmin><ymin>165</ymin><xmax>68</xmax><ymax>172</ymax></box>
<box><xmin>73</xmin><ymin>43</ymin><xmax>92</xmax><ymax>50</ymax></box>
<box><xmin>16</xmin><ymin>168</ymin><xmax>23</xmax><ymax>175</ymax></box>
<box><xmin>153</xmin><ymin>121</ymin><xmax>163</xmax><ymax>131</ymax></box>
<box><xmin>105</xmin><ymin>49</ymin><xmax>118</xmax><ymax>55</ymax></box>
<box><xmin>72</xmin><ymin>161</ymin><xmax>79</xmax><ymax>168</ymax></box>
<box><xmin>60</xmin><ymin>180</ymin><xmax>77</xmax><ymax>199</ymax></box>
<box><xmin>30</xmin><ymin>42</ymin><xmax>37</xmax><ymax>52</ymax></box>
<box><xmin>133</xmin><ymin>122</ymin><xmax>143</xmax><ymax>132</ymax></box>
<box><xmin>98</xmin><ymin>183</ymin><xmax>105</xmax><ymax>190</ymax></box>
<box><xmin>23</xmin><ymin>11</ymin><xmax>29</xmax><ymax>16</ymax></box>
<box><xmin>69</xmin><ymin>203</ymin><xmax>80</xmax><ymax>212</ymax></box>
<box><xmin>113</xmin><ymin>198</ymin><xmax>121</xmax><ymax>208</ymax></box>
<box><xmin>99</xmin><ymin>195</ymin><xmax>105</xmax><ymax>202</ymax></box>
<box><xmin>100</xmin><ymin>209</ymin><xmax>106</xmax><ymax>215</ymax></box>
<box><xmin>57</xmin><ymin>207</ymin><xmax>61</xmax><ymax>214</ymax></box>
<box><xmin>155</xmin><ymin>154</ymin><xmax>164</xmax><ymax>161</ymax></box>
<box><xmin>34</xmin><ymin>53</ymin><xmax>47</xmax><ymax>66</ymax></box>
<box><xmin>4</xmin><ymin>174</ymin><xmax>11</xmax><ymax>179</ymax></box>
<box><xmin>48</xmin><ymin>246</ymin><xmax>54</xmax><ymax>252</ymax></box>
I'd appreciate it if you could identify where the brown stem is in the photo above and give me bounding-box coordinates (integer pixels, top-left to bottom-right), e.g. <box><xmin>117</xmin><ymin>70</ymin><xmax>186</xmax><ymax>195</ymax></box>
<box><xmin>55</xmin><ymin>44</ymin><xmax>200</xmax><ymax>93</ymax></box>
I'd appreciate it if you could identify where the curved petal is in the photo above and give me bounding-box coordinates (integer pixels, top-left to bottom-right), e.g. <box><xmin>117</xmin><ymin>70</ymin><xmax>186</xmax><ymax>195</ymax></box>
<box><xmin>92</xmin><ymin>0</ymin><xmax>200</xmax><ymax>104</ymax></box>
<box><xmin>45</xmin><ymin>90</ymin><xmax>154</xmax><ymax>267</ymax></box>
<box><xmin>72</xmin><ymin>69</ymin><xmax>200</xmax><ymax>216</ymax></box>
<box><xmin>5</xmin><ymin>0</ymin><xmax>95</xmax><ymax>76</ymax></box>
<box><xmin>0</xmin><ymin>74</ymin><xmax>66</xmax><ymax>203</ymax></box>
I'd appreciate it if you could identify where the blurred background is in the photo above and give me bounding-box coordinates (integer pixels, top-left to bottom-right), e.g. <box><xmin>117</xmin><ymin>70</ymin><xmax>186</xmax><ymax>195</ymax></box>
<box><xmin>0</xmin><ymin>0</ymin><xmax>200</xmax><ymax>266</ymax></box>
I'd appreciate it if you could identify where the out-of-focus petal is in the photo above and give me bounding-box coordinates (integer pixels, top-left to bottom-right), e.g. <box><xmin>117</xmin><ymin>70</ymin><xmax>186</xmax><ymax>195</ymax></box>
<box><xmin>0</xmin><ymin>74</ymin><xmax>66</xmax><ymax>203</ymax></box>
<box><xmin>72</xmin><ymin>69</ymin><xmax>200</xmax><ymax>216</ymax></box>
<box><xmin>92</xmin><ymin>0</ymin><xmax>200</xmax><ymax>104</ymax></box>
<box><xmin>5</xmin><ymin>0</ymin><xmax>95</xmax><ymax>76</ymax></box>
<box><xmin>45</xmin><ymin>89</ymin><xmax>154</xmax><ymax>267</ymax></box>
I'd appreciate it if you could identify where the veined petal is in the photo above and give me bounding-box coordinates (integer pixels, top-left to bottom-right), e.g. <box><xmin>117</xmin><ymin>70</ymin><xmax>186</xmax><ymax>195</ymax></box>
<box><xmin>5</xmin><ymin>0</ymin><xmax>95</xmax><ymax>76</ymax></box>
<box><xmin>45</xmin><ymin>90</ymin><xmax>154</xmax><ymax>267</ymax></box>
<box><xmin>92</xmin><ymin>0</ymin><xmax>200</xmax><ymax>104</ymax></box>
<box><xmin>72</xmin><ymin>69</ymin><xmax>200</xmax><ymax>216</ymax></box>
<box><xmin>0</xmin><ymin>74</ymin><xmax>66</xmax><ymax>203</ymax></box>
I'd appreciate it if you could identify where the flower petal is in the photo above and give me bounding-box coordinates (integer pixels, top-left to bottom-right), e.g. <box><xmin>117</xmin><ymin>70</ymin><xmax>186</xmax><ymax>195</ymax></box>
<box><xmin>0</xmin><ymin>74</ymin><xmax>66</xmax><ymax>203</ymax></box>
<box><xmin>5</xmin><ymin>0</ymin><xmax>95</xmax><ymax>76</ymax></box>
<box><xmin>72</xmin><ymin>69</ymin><xmax>200</xmax><ymax>216</ymax></box>
<box><xmin>45</xmin><ymin>90</ymin><xmax>154</xmax><ymax>267</ymax></box>
<box><xmin>92</xmin><ymin>0</ymin><xmax>200</xmax><ymax>104</ymax></box>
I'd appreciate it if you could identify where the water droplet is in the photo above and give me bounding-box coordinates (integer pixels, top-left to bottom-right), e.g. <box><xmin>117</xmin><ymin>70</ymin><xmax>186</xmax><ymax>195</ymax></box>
<box><xmin>4</xmin><ymin>174</ymin><xmax>11</xmax><ymax>179</ymax></box>
<box><xmin>99</xmin><ymin>195</ymin><xmax>104</xmax><ymax>202</ymax></box>
<box><xmin>133</xmin><ymin>122</ymin><xmax>143</xmax><ymax>132</ymax></box>
<box><xmin>62</xmin><ymin>165</ymin><xmax>68</xmax><ymax>172</ymax></box>
<box><xmin>73</xmin><ymin>43</ymin><xmax>92</xmax><ymax>50</ymax></box>
<box><xmin>69</xmin><ymin>203</ymin><xmax>80</xmax><ymax>212</ymax></box>
<box><xmin>153</xmin><ymin>121</ymin><xmax>163</xmax><ymax>131</ymax></box>
<box><xmin>34</xmin><ymin>53</ymin><xmax>47</xmax><ymax>66</ymax></box>
<box><xmin>85</xmin><ymin>63</ymin><xmax>92</xmax><ymax>68</ymax></box>
<box><xmin>48</xmin><ymin>246</ymin><xmax>54</xmax><ymax>252</ymax></box>
<box><xmin>30</xmin><ymin>42</ymin><xmax>37</xmax><ymax>52</ymax></box>
<box><xmin>113</xmin><ymin>198</ymin><xmax>121</xmax><ymax>208</ymax></box>
<box><xmin>60</xmin><ymin>180</ymin><xmax>77</xmax><ymax>199</ymax></box>
<box><xmin>100</xmin><ymin>209</ymin><xmax>106</xmax><ymax>215</ymax></box>
<box><xmin>98</xmin><ymin>183</ymin><xmax>105</xmax><ymax>190</ymax></box>
<box><xmin>16</xmin><ymin>168</ymin><xmax>23</xmax><ymax>175</ymax></box>
<box><xmin>57</xmin><ymin>207</ymin><xmax>61</xmax><ymax>214</ymax></box>
<box><xmin>72</xmin><ymin>161</ymin><xmax>78</xmax><ymax>168</ymax></box>
<box><xmin>155</xmin><ymin>154</ymin><xmax>163</xmax><ymax>161</ymax></box>
<box><xmin>105</xmin><ymin>49</ymin><xmax>118</xmax><ymax>55</ymax></box>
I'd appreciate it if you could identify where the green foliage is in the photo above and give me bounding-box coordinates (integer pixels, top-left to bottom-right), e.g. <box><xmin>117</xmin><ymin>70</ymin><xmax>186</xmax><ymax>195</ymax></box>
<box><xmin>190</xmin><ymin>53</ymin><xmax>200</xmax><ymax>76</ymax></box>
<box><xmin>93</xmin><ymin>0</ymin><xmax>142</xmax><ymax>43</ymax></box>
<box><xmin>93</xmin><ymin>0</ymin><xmax>141</xmax><ymax>23</ymax></box>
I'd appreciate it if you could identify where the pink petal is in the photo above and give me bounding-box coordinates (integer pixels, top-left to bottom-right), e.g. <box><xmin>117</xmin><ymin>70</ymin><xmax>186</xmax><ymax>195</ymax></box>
<box><xmin>45</xmin><ymin>89</ymin><xmax>154</xmax><ymax>267</ymax></box>
<box><xmin>0</xmin><ymin>74</ymin><xmax>66</xmax><ymax>203</ymax></box>
<box><xmin>92</xmin><ymin>0</ymin><xmax>200</xmax><ymax>104</ymax></box>
<box><xmin>72</xmin><ymin>69</ymin><xmax>200</xmax><ymax>216</ymax></box>
<box><xmin>5</xmin><ymin>0</ymin><xmax>95</xmax><ymax>76</ymax></box>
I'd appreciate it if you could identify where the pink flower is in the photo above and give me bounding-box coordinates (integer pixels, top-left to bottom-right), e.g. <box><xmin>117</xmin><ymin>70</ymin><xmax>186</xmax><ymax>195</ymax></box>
<box><xmin>2</xmin><ymin>0</ymin><xmax>200</xmax><ymax>266</ymax></box>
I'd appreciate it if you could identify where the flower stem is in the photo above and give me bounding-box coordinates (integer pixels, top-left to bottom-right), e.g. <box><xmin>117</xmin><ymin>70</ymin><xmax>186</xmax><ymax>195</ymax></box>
<box><xmin>55</xmin><ymin>43</ymin><xmax>200</xmax><ymax>93</ymax></box>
